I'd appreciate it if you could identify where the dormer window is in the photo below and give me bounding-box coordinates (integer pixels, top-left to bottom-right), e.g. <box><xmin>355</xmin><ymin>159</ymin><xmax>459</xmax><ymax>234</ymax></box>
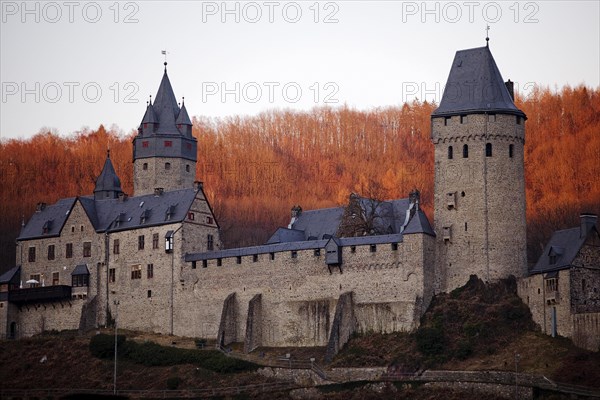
<box><xmin>42</xmin><ymin>220</ymin><xmax>53</xmax><ymax>234</ymax></box>
<box><xmin>140</xmin><ymin>209</ymin><xmax>151</xmax><ymax>224</ymax></box>
<box><xmin>114</xmin><ymin>213</ymin><xmax>126</xmax><ymax>228</ymax></box>
<box><xmin>165</xmin><ymin>205</ymin><xmax>176</xmax><ymax>221</ymax></box>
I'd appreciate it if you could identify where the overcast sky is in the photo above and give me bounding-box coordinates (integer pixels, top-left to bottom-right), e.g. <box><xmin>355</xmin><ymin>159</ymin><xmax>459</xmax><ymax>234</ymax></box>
<box><xmin>1</xmin><ymin>1</ymin><xmax>598</xmax><ymax>140</ymax></box>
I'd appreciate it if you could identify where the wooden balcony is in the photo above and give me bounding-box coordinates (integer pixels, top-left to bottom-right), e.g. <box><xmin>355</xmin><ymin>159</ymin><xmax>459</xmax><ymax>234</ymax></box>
<box><xmin>8</xmin><ymin>285</ymin><xmax>72</xmax><ymax>304</ymax></box>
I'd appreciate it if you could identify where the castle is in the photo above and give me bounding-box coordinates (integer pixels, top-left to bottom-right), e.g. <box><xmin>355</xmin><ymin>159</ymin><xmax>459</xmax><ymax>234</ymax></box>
<box><xmin>1</xmin><ymin>43</ymin><xmax>598</xmax><ymax>354</ymax></box>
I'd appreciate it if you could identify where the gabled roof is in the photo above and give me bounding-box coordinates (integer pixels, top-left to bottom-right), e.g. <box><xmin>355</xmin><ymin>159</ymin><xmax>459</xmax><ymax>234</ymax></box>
<box><xmin>266</xmin><ymin>227</ymin><xmax>306</xmax><ymax>244</ymax></box>
<box><xmin>530</xmin><ymin>224</ymin><xmax>599</xmax><ymax>274</ymax></box>
<box><xmin>403</xmin><ymin>209</ymin><xmax>435</xmax><ymax>236</ymax></box>
<box><xmin>153</xmin><ymin>66</ymin><xmax>181</xmax><ymax>134</ymax></box>
<box><xmin>94</xmin><ymin>152</ymin><xmax>123</xmax><ymax>198</ymax></box>
<box><xmin>0</xmin><ymin>266</ymin><xmax>20</xmax><ymax>284</ymax></box>
<box><xmin>290</xmin><ymin>206</ymin><xmax>345</xmax><ymax>240</ymax></box>
<box><xmin>432</xmin><ymin>45</ymin><xmax>526</xmax><ymax>118</ymax></box>
<box><xmin>18</xmin><ymin>198</ymin><xmax>77</xmax><ymax>240</ymax></box>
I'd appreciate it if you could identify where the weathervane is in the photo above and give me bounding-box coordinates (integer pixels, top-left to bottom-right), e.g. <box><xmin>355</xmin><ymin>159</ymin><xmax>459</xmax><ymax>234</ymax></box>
<box><xmin>485</xmin><ymin>25</ymin><xmax>490</xmax><ymax>46</ymax></box>
<box><xmin>162</xmin><ymin>50</ymin><xmax>168</xmax><ymax>69</ymax></box>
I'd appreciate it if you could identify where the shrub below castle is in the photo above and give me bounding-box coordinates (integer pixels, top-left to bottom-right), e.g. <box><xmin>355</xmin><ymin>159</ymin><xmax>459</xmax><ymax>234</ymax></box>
<box><xmin>89</xmin><ymin>334</ymin><xmax>258</xmax><ymax>373</ymax></box>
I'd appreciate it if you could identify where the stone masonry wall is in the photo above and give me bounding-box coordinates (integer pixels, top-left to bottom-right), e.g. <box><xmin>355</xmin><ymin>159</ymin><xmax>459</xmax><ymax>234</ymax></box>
<box><xmin>244</xmin><ymin>293</ymin><xmax>263</xmax><ymax>353</ymax></box>
<box><xmin>133</xmin><ymin>156</ymin><xmax>196</xmax><ymax>196</ymax></box>
<box><xmin>432</xmin><ymin>113</ymin><xmax>526</xmax><ymax>293</ymax></box>
<box><xmin>325</xmin><ymin>291</ymin><xmax>355</xmax><ymax>362</ymax></box>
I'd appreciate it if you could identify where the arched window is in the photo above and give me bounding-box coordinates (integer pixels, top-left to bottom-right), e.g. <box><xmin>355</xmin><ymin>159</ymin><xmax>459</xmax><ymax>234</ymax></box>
<box><xmin>165</xmin><ymin>162</ymin><xmax>171</xmax><ymax>170</ymax></box>
<box><xmin>509</xmin><ymin>144</ymin><xmax>514</xmax><ymax>158</ymax></box>
<box><xmin>448</xmin><ymin>146</ymin><xmax>453</xmax><ymax>159</ymax></box>
<box><xmin>462</xmin><ymin>144</ymin><xmax>469</xmax><ymax>158</ymax></box>
<box><xmin>486</xmin><ymin>143</ymin><xmax>492</xmax><ymax>157</ymax></box>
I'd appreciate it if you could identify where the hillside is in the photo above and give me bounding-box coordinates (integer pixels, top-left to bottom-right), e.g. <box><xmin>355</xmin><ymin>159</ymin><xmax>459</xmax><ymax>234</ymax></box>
<box><xmin>1</xmin><ymin>85</ymin><xmax>600</xmax><ymax>271</ymax></box>
<box><xmin>332</xmin><ymin>276</ymin><xmax>600</xmax><ymax>388</ymax></box>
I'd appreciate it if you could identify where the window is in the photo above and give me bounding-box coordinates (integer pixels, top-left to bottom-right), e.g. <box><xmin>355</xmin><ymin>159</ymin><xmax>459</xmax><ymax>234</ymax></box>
<box><xmin>236</xmin><ymin>256</ymin><xmax>242</xmax><ymax>264</ymax></box>
<box><xmin>152</xmin><ymin>233</ymin><xmax>159</xmax><ymax>249</ymax></box>
<box><xmin>462</xmin><ymin>144</ymin><xmax>469</xmax><ymax>158</ymax></box>
<box><xmin>509</xmin><ymin>144</ymin><xmax>514</xmax><ymax>158</ymax></box>
<box><xmin>52</xmin><ymin>272</ymin><xmax>59</xmax><ymax>286</ymax></box>
<box><xmin>314</xmin><ymin>249</ymin><xmax>321</xmax><ymax>257</ymax></box>
<box><xmin>72</xmin><ymin>274</ymin><xmax>89</xmax><ymax>287</ymax></box>
<box><xmin>202</xmin><ymin>260</ymin><xmax>208</xmax><ymax>268</ymax></box>
<box><xmin>460</xmin><ymin>115</ymin><xmax>467</xmax><ymax>124</ymax></box>
<box><xmin>465</xmin><ymin>222</ymin><xmax>468</xmax><ymax>231</ymax></box>
<box><xmin>147</xmin><ymin>263</ymin><xmax>154</xmax><ymax>279</ymax></box>
<box><xmin>370</xmin><ymin>244</ymin><xmax>377</xmax><ymax>253</ymax></box>
<box><xmin>516</xmin><ymin>116</ymin><xmax>522</xmax><ymax>125</ymax></box>
<box><xmin>113</xmin><ymin>239</ymin><xmax>120</xmax><ymax>254</ymax></box>
<box><xmin>109</xmin><ymin>268</ymin><xmax>116</xmax><ymax>283</ymax></box>
<box><xmin>545</xmin><ymin>278</ymin><xmax>557</xmax><ymax>292</ymax></box>
<box><xmin>143</xmin><ymin>163</ymin><xmax>148</xmax><ymax>170</ymax></box>
<box><xmin>83</xmin><ymin>242</ymin><xmax>91</xmax><ymax>258</ymax></box>
<box><xmin>270</xmin><ymin>252</ymin><xmax>275</xmax><ymax>260</ymax></box>
<box><xmin>549</xmin><ymin>255</ymin><xmax>556</xmax><ymax>265</ymax></box>
<box><xmin>582</xmin><ymin>279</ymin><xmax>587</xmax><ymax>292</ymax></box>
<box><xmin>188</xmin><ymin>212</ymin><xmax>195</xmax><ymax>220</ymax></box>
<box><xmin>165</xmin><ymin>162</ymin><xmax>171</xmax><ymax>170</ymax></box>
<box><xmin>486</xmin><ymin>143</ymin><xmax>492</xmax><ymax>157</ymax></box>
<box><xmin>29</xmin><ymin>274</ymin><xmax>40</xmax><ymax>288</ymax></box>
<box><xmin>444</xmin><ymin>116</ymin><xmax>450</xmax><ymax>126</ymax></box>
<box><xmin>48</xmin><ymin>245</ymin><xmax>55</xmax><ymax>260</ymax></box>
<box><xmin>138</xmin><ymin>235</ymin><xmax>145</xmax><ymax>250</ymax></box>
<box><xmin>253</xmin><ymin>254</ymin><xmax>258</xmax><ymax>262</ymax></box>
<box><xmin>207</xmin><ymin>216</ymin><xmax>213</xmax><ymax>224</ymax></box>
<box><xmin>186</xmin><ymin>164</ymin><xmax>190</xmax><ymax>172</ymax></box>
<box><xmin>147</xmin><ymin>290</ymin><xmax>152</xmax><ymax>298</ymax></box>
<box><xmin>217</xmin><ymin>258</ymin><xmax>222</xmax><ymax>266</ymax></box>
<box><xmin>207</xmin><ymin>234</ymin><xmax>214</xmax><ymax>251</ymax></box>
<box><xmin>131</xmin><ymin>264</ymin><xmax>142</xmax><ymax>280</ymax></box>
<box><xmin>28</xmin><ymin>247</ymin><xmax>36</xmax><ymax>262</ymax></box>
<box><xmin>191</xmin><ymin>261</ymin><xmax>197</xmax><ymax>269</ymax></box>
<box><xmin>391</xmin><ymin>243</ymin><xmax>398</xmax><ymax>251</ymax></box>
<box><xmin>164</xmin><ymin>140</ymin><xmax>173</xmax><ymax>147</ymax></box>
<box><xmin>448</xmin><ymin>146</ymin><xmax>453</xmax><ymax>159</ymax></box>
<box><xmin>142</xmin><ymin>141</ymin><xmax>149</xmax><ymax>148</ymax></box>
<box><xmin>291</xmin><ymin>251</ymin><xmax>298</xmax><ymax>259</ymax></box>
<box><xmin>350</xmin><ymin>246</ymin><xmax>356</xmax><ymax>253</ymax></box>
<box><xmin>66</xmin><ymin>243</ymin><xmax>73</xmax><ymax>258</ymax></box>
<box><xmin>71</xmin><ymin>226</ymin><xmax>75</xmax><ymax>233</ymax></box>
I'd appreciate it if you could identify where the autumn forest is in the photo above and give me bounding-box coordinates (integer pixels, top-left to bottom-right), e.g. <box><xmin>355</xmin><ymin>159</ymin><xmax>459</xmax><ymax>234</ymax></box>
<box><xmin>1</xmin><ymin>85</ymin><xmax>599</xmax><ymax>271</ymax></box>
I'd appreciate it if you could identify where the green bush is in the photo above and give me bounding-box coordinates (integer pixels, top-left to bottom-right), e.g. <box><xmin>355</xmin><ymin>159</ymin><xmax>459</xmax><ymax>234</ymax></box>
<box><xmin>89</xmin><ymin>333</ymin><xmax>126</xmax><ymax>359</ymax></box>
<box><xmin>415</xmin><ymin>326</ymin><xmax>445</xmax><ymax>357</ymax></box>
<box><xmin>166</xmin><ymin>376</ymin><xmax>182</xmax><ymax>390</ymax></box>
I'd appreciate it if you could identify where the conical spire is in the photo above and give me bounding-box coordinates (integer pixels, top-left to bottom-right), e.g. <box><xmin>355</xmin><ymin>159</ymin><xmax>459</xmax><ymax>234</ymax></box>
<box><xmin>94</xmin><ymin>150</ymin><xmax>123</xmax><ymax>200</ymax></box>
<box><xmin>175</xmin><ymin>97</ymin><xmax>192</xmax><ymax>126</ymax></box>
<box><xmin>153</xmin><ymin>63</ymin><xmax>181</xmax><ymax>134</ymax></box>
<box><xmin>141</xmin><ymin>98</ymin><xmax>158</xmax><ymax>125</ymax></box>
<box><xmin>432</xmin><ymin>46</ymin><xmax>525</xmax><ymax>118</ymax></box>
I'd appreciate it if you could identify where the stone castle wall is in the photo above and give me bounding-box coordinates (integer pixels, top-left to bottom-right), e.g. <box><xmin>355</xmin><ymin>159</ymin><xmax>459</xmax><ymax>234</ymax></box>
<box><xmin>133</xmin><ymin>156</ymin><xmax>196</xmax><ymax>196</ymax></box>
<box><xmin>432</xmin><ymin>113</ymin><xmax>526</xmax><ymax>293</ymax></box>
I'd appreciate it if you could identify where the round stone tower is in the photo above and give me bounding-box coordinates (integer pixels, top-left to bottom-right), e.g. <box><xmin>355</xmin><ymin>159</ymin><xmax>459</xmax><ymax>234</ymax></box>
<box><xmin>431</xmin><ymin>44</ymin><xmax>527</xmax><ymax>292</ymax></box>
<box><xmin>132</xmin><ymin>63</ymin><xmax>197</xmax><ymax>196</ymax></box>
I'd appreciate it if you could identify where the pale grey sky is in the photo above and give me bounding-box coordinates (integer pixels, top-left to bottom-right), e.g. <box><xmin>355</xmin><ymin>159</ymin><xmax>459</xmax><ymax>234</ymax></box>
<box><xmin>1</xmin><ymin>1</ymin><xmax>599</xmax><ymax>140</ymax></box>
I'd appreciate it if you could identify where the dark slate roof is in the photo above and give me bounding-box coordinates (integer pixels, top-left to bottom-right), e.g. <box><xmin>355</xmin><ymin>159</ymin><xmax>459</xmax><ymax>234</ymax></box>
<box><xmin>266</xmin><ymin>227</ymin><xmax>306</xmax><ymax>244</ymax></box>
<box><xmin>432</xmin><ymin>46</ymin><xmax>526</xmax><ymax>118</ymax></box>
<box><xmin>175</xmin><ymin>102</ymin><xmax>192</xmax><ymax>125</ymax></box>
<box><xmin>94</xmin><ymin>152</ymin><xmax>123</xmax><ymax>197</ymax></box>
<box><xmin>19</xmin><ymin>188</ymin><xmax>199</xmax><ymax>241</ymax></box>
<box><xmin>530</xmin><ymin>225</ymin><xmax>599</xmax><ymax>274</ymax></box>
<box><xmin>403</xmin><ymin>209</ymin><xmax>435</xmax><ymax>236</ymax></box>
<box><xmin>289</xmin><ymin>207</ymin><xmax>344</xmax><ymax>240</ymax></box>
<box><xmin>81</xmin><ymin>188</ymin><xmax>198</xmax><ymax>233</ymax></box>
<box><xmin>71</xmin><ymin>264</ymin><xmax>89</xmax><ymax>276</ymax></box>
<box><xmin>141</xmin><ymin>102</ymin><xmax>158</xmax><ymax>124</ymax></box>
<box><xmin>0</xmin><ymin>266</ymin><xmax>20</xmax><ymax>284</ymax></box>
<box><xmin>18</xmin><ymin>198</ymin><xmax>77</xmax><ymax>240</ymax></box>
<box><xmin>153</xmin><ymin>66</ymin><xmax>181</xmax><ymax>134</ymax></box>
<box><xmin>185</xmin><ymin>233</ymin><xmax>404</xmax><ymax>262</ymax></box>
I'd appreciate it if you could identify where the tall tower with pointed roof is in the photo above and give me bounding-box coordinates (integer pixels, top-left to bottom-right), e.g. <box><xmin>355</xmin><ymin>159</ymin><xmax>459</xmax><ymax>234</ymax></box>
<box><xmin>133</xmin><ymin>63</ymin><xmax>197</xmax><ymax>196</ymax></box>
<box><xmin>431</xmin><ymin>43</ymin><xmax>527</xmax><ymax>292</ymax></box>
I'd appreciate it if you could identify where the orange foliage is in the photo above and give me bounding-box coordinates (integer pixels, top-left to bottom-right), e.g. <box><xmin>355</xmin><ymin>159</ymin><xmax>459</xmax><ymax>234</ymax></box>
<box><xmin>1</xmin><ymin>86</ymin><xmax>599</xmax><ymax>270</ymax></box>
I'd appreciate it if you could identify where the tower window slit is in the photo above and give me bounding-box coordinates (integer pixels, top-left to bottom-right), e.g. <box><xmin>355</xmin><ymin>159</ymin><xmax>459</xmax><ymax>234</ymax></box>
<box><xmin>448</xmin><ymin>146</ymin><xmax>453</xmax><ymax>159</ymax></box>
<box><xmin>486</xmin><ymin>143</ymin><xmax>492</xmax><ymax>157</ymax></box>
<box><xmin>463</xmin><ymin>144</ymin><xmax>469</xmax><ymax>158</ymax></box>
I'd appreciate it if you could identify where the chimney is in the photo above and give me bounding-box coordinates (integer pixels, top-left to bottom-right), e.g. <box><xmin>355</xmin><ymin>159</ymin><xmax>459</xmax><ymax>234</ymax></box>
<box><xmin>580</xmin><ymin>213</ymin><xmax>597</xmax><ymax>238</ymax></box>
<box><xmin>288</xmin><ymin>205</ymin><xmax>302</xmax><ymax>229</ymax></box>
<box><xmin>409</xmin><ymin>189</ymin><xmax>420</xmax><ymax>210</ymax></box>
<box><xmin>36</xmin><ymin>202</ymin><xmax>47</xmax><ymax>212</ymax></box>
<box><xmin>154</xmin><ymin>188</ymin><xmax>164</xmax><ymax>196</ymax></box>
<box><xmin>118</xmin><ymin>192</ymin><xmax>128</xmax><ymax>202</ymax></box>
<box><xmin>505</xmin><ymin>79</ymin><xmax>514</xmax><ymax>101</ymax></box>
